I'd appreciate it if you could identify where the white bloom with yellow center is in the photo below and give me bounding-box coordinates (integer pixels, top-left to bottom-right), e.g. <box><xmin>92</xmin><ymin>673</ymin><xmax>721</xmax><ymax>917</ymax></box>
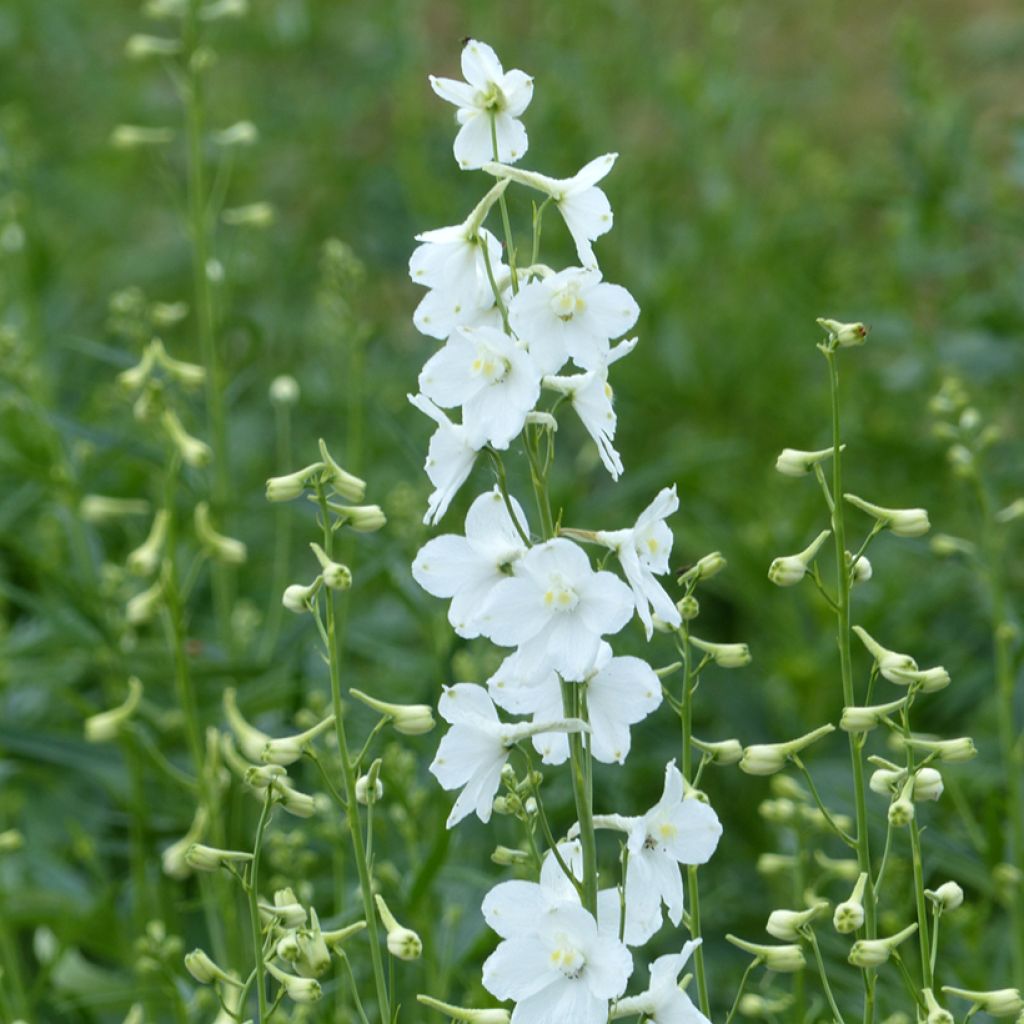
<box><xmin>413</xmin><ymin>487</ymin><xmax>530</xmax><ymax>638</ymax></box>
<box><xmin>595</xmin><ymin>485</ymin><xmax>681</xmax><ymax>638</ymax></box>
<box><xmin>477</xmin><ymin>538</ymin><xmax>634</xmax><ymax>682</ymax></box>
<box><xmin>509</xmin><ymin>267</ymin><xmax>639</xmax><ymax>372</ymax></box>
<box><xmin>419</xmin><ymin>325</ymin><xmax>542</xmax><ymax>450</ymax></box>
<box><xmin>430</xmin><ymin>40</ymin><xmax>534</xmax><ymax>170</ymax></box>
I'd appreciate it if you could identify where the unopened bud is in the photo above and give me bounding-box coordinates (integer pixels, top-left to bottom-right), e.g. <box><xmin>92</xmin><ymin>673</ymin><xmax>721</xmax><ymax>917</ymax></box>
<box><xmin>817</xmin><ymin>317</ymin><xmax>868</xmax><ymax>347</ymax></box>
<box><xmin>848</xmin><ymin>923</ymin><xmax>917</xmax><ymax>967</ymax></box>
<box><xmin>852</xmin><ymin>626</ymin><xmax>919</xmax><ymax>683</ymax></box>
<box><xmin>679</xmin><ymin>551</ymin><xmax>726</xmax><ymax>583</ymax></box>
<box><xmin>265</xmin><ymin>960</ymin><xmax>322</xmax><ymax>1003</ymax></box>
<box><xmin>840</xmin><ymin>697</ymin><xmax>907</xmax><ymax>733</ymax></box>
<box><xmin>740</xmin><ymin>724</ymin><xmax>835</xmax><ymax>777</ymax></box>
<box><xmin>329</xmin><ymin>502</ymin><xmax>387</xmax><ymax>532</ymax></box>
<box><xmin>725</xmin><ymin>935</ymin><xmax>805</xmax><ymax>973</ymax></box>
<box><xmin>922</xmin><ymin>988</ymin><xmax>955</xmax><ymax>1024</ymax></box>
<box><xmin>194</xmin><ymin>502</ymin><xmax>247</xmax><ymax>564</ymax></box>
<box><xmin>692</xmin><ymin>736</ymin><xmax>743</xmax><ymax>765</ymax></box>
<box><xmin>758</xmin><ymin>798</ymin><xmax>797</xmax><ymax>825</ymax></box>
<box><xmin>833</xmin><ymin>873</ymin><xmax>868</xmax><ymax>934</ymax></box>
<box><xmin>899</xmin><ymin>735</ymin><xmax>977</xmax><ymax>764</ymax></box>
<box><xmin>184</xmin><ymin>844</ymin><xmax>254</xmax><ymax>872</ymax></box>
<box><xmin>942</xmin><ymin>987</ymin><xmax>1022</xmax><ymax>1018</ymax></box>
<box><xmin>309</xmin><ymin>543</ymin><xmax>352</xmax><ymax>589</ymax></box>
<box><xmin>80</xmin><ymin>494</ymin><xmax>150</xmax><ymax>523</ymax></box>
<box><xmin>925</xmin><ymin>881</ymin><xmax>964</xmax><ymax>912</ymax></box>
<box><xmin>111</xmin><ymin>125</ymin><xmax>175</xmax><ymax>149</ymax></box>
<box><xmin>269</xmin><ymin>374</ymin><xmax>299</xmax><ymax>406</ymax></box>
<box><xmin>930</xmin><ymin>534</ymin><xmax>975</xmax><ymax>558</ymax></box>
<box><xmin>127</xmin><ymin>510</ymin><xmax>169</xmax><ymax>576</ymax></box>
<box><xmin>213</xmin><ymin>120</ymin><xmax>259</xmax><ymax>147</ymax></box>
<box><xmin>0</xmin><ymin>830</ymin><xmax>24</xmax><ymax>854</ymax></box>
<box><xmin>766</xmin><ymin>900</ymin><xmax>829</xmax><ymax>941</ymax></box>
<box><xmin>200</xmin><ymin>0</ymin><xmax>249</xmax><ymax>19</ymax></box>
<box><xmin>768</xmin><ymin>530</ymin><xmax>831</xmax><ymax>587</ymax></box>
<box><xmin>491</xmin><ymin>845</ymin><xmax>530</xmax><ymax>866</ymax></box>
<box><xmin>689</xmin><ymin>635</ymin><xmax>751</xmax><ymax>668</ymax></box>
<box><xmin>261</xmin><ymin>714</ymin><xmax>336</xmax><ymax>766</ymax></box>
<box><xmin>318</xmin><ymin>439</ymin><xmax>366</xmax><ymax>502</ymax></box>
<box><xmin>126</xmin><ymin>578</ymin><xmax>164</xmax><ymax>625</ymax></box>
<box><xmin>356</xmin><ymin>774</ymin><xmax>383</xmax><ymax>805</ymax></box>
<box><xmin>85</xmin><ymin>676</ymin><xmax>143</xmax><ymax>743</ymax></box>
<box><xmin>350</xmin><ymin>690</ymin><xmax>435</xmax><ymax>736</ymax></box>
<box><xmin>222</xmin><ymin>202</ymin><xmax>275</xmax><ymax>228</ymax></box>
<box><xmin>184</xmin><ymin>948</ymin><xmax>241</xmax><ymax>986</ymax></box>
<box><xmin>676</xmin><ymin>594</ymin><xmax>699</xmax><ymax>621</ymax></box>
<box><xmin>417</xmin><ymin>995</ymin><xmax>511</xmax><ymax>1023</ymax></box>
<box><xmin>844</xmin><ymin>494</ymin><xmax>930</xmax><ymax>538</ymax></box>
<box><xmin>375</xmin><ymin>894</ymin><xmax>422</xmax><ymax>960</ymax></box>
<box><xmin>913</xmin><ymin>767</ymin><xmax>944</xmax><ymax>802</ymax></box>
<box><xmin>266</xmin><ymin>462</ymin><xmax>326</xmax><ymax>502</ymax></box>
<box><xmin>757</xmin><ymin>853</ymin><xmax>796</xmax><ymax>877</ymax></box>
<box><xmin>847</xmin><ymin>551</ymin><xmax>873</xmax><ymax>584</ymax></box>
<box><xmin>775</xmin><ymin>445</ymin><xmax>839</xmax><ymax>477</ymax></box>
<box><xmin>283</xmin><ymin>578</ymin><xmax>321</xmax><ymax>614</ymax></box>
<box><xmin>161</xmin><ymin>409</ymin><xmax>212</xmax><ymax>467</ymax></box>
<box><xmin>294</xmin><ymin>908</ymin><xmax>331</xmax><ymax>978</ymax></box>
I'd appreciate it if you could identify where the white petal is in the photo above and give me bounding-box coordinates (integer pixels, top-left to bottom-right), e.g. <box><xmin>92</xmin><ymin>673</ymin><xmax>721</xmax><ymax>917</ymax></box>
<box><xmin>419</xmin><ymin>333</ymin><xmax>485</xmax><ymax>408</ymax></box>
<box><xmin>465</xmin><ymin>486</ymin><xmax>530</xmax><ymax>551</ymax></box>
<box><xmin>437</xmin><ymin>683</ymin><xmax>500</xmax><ymax>726</ymax></box>
<box><xmin>502</xmin><ymin>69</ymin><xmax>534</xmax><ymax>117</ymax></box>
<box><xmin>429</xmin><ymin>74</ymin><xmax>477</xmax><ymax>109</ymax></box>
<box><xmin>577</xmin><ymin>570</ymin><xmax>634</xmax><ymax>637</ymax></box>
<box><xmin>477</xmin><ymin>577</ymin><xmax>550</xmax><ymax>647</ymax></box>
<box><xmin>453</xmin><ymin>112</ymin><xmax>496</xmax><ymax>171</ymax></box>
<box><xmin>411</xmin><ymin>534</ymin><xmax>477</xmax><ymax>600</ymax></box>
<box><xmin>659</xmin><ymin>799</ymin><xmax>723</xmax><ymax>866</ymax></box>
<box><xmin>583</xmin><ymin>932</ymin><xmax>633</xmax><ymax>1000</ymax></box>
<box><xmin>492</xmin><ymin>112</ymin><xmax>528</xmax><ymax>165</ymax></box>
<box><xmin>482</xmin><ymin>936</ymin><xmax>559</xmax><ymax>1002</ymax></box>
<box><xmin>482</xmin><ymin>879</ymin><xmax>548</xmax><ymax>939</ymax></box>
<box><xmin>570</xmin><ymin>154</ymin><xmax>618</xmax><ymax>191</ymax></box>
<box><xmin>461</xmin><ymin>40</ymin><xmax>504</xmax><ymax>90</ymax></box>
<box><xmin>559</xmin><ymin>187</ymin><xmax>613</xmax><ymax>268</ymax></box>
<box><xmin>582</xmin><ymin>282</ymin><xmax>640</xmax><ymax>342</ymax></box>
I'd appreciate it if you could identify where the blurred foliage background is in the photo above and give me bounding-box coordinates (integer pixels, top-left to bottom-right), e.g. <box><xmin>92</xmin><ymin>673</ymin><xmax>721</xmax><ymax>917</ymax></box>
<box><xmin>0</xmin><ymin>0</ymin><xmax>1021</xmax><ymax>1021</ymax></box>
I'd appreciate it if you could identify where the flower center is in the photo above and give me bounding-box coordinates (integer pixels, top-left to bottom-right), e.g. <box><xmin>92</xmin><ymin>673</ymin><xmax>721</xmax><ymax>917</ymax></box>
<box><xmin>550</xmin><ymin>284</ymin><xmax>585</xmax><ymax>322</ymax></box>
<box><xmin>542</xmin><ymin>573</ymin><xmax>579</xmax><ymax>612</ymax></box>
<box><xmin>549</xmin><ymin>937</ymin><xmax>586</xmax><ymax>980</ymax></box>
<box><xmin>476</xmin><ymin>82</ymin><xmax>506</xmax><ymax>113</ymax></box>
<box><xmin>470</xmin><ymin>346</ymin><xmax>510</xmax><ymax>384</ymax></box>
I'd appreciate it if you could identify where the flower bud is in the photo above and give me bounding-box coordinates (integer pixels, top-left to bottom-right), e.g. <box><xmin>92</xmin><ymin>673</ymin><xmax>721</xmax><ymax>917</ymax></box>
<box><xmin>833</xmin><ymin>873</ymin><xmax>868</xmax><ymax>934</ymax></box>
<box><xmin>725</xmin><ymin>935</ymin><xmax>805</xmax><ymax>973</ymax></box>
<box><xmin>851</xmin><ymin>626</ymin><xmax>919</xmax><ymax>683</ymax></box>
<box><xmin>111</xmin><ymin>125</ymin><xmax>175</xmax><ymax>148</ymax></box>
<box><xmin>213</xmin><ymin>120</ymin><xmax>259</xmax><ymax>147</ymax></box>
<box><xmin>266</xmin><ymin>462</ymin><xmax>326</xmax><ymax>502</ymax></box>
<box><xmin>151</xmin><ymin>339</ymin><xmax>204</xmax><ymax>388</ymax></box>
<box><xmin>276</xmin><ymin>931</ymin><xmax>301</xmax><ymax>962</ymax></box>
<box><xmin>689</xmin><ymin>635</ymin><xmax>751</xmax><ymax>668</ymax></box>
<box><xmin>309</xmin><ymin>543</ymin><xmax>352</xmax><ymax>590</ymax></box>
<box><xmin>758</xmin><ymin>798</ymin><xmax>797</xmax><ymax>824</ymax></box>
<box><xmin>899</xmin><ymin>735</ymin><xmax>977</xmax><ymax>763</ymax></box>
<box><xmin>375</xmin><ymin>894</ymin><xmax>422</xmax><ymax>960</ymax></box>
<box><xmin>356</xmin><ymin>774</ymin><xmax>383</xmax><ymax>805</ymax></box>
<box><xmin>930</xmin><ymin>534</ymin><xmax>974</xmax><ymax>558</ymax></box>
<box><xmin>740</xmin><ymin>724</ymin><xmax>835</xmax><ymax>776</ymax></box>
<box><xmin>888</xmin><ymin>796</ymin><xmax>915</xmax><ymax>827</ymax></box>
<box><xmin>913</xmin><ymin>767</ymin><xmax>943</xmax><ymax>802</ymax></box>
<box><xmin>124</xmin><ymin>33</ymin><xmax>183</xmax><ymax>58</ymax></box>
<box><xmin>243</xmin><ymin>763</ymin><xmax>287</xmax><ymax>790</ymax></box>
<box><xmin>847</xmin><ymin>551</ymin><xmax>873</xmax><ymax>584</ymax></box>
<box><xmin>161</xmin><ymin>807</ymin><xmax>208</xmax><ymax>879</ymax></box>
<box><xmin>194</xmin><ymin>502</ymin><xmax>247</xmax><ymax>564</ymax></box>
<box><xmin>350</xmin><ymin>690</ymin><xmax>436</xmax><ymax>736</ymax></box>
<box><xmin>679</xmin><ymin>551</ymin><xmax>726</xmax><ymax>583</ymax></box>
<box><xmin>260</xmin><ymin>898</ymin><xmax>307</xmax><ymax>932</ymax></box>
<box><xmin>318</xmin><ymin>438</ymin><xmax>366</xmax><ymax>502</ymax></box>
<box><xmin>272</xmin><ymin>779</ymin><xmax>317</xmax><ymax>818</ymax></box>
<box><xmin>775</xmin><ymin>446</ymin><xmax>839</xmax><ymax>477</ymax></box>
<box><xmin>756</xmin><ymin>853</ymin><xmax>796</xmax><ymax>877</ymax></box>
<box><xmin>693</xmin><ymin>736</ymin><xmax>743</xmax><ymax>765</ymax></box>
<box><xmin>674</xmin><ymin>594</ymin><xmax>699</xmax><ymax>622</ymax></box>
<box><xmin>768</xmin><ymin>530</ymin><xmax>831</xmax><ymax>587</ymax></box>
<box><xmin>417</xmin><ymin>996</ymin><xmax>511</xmax><ymax>1023</ymax></box>
<box><xmin>200</xmin><ymin>0</ymin><xmax>249</xmax><ymax>20</ymax></box>
<box><xmin>848</xmin><ymin>923</ymin><xmax>917</xmax><ymax>967</ymax></box>
<box><xmin>844</xmin><ymin>494</ymin><xmax>930</xmax><ymax>538</ymax></box>
<box><xmin>80</xmin><ymin>495</ymin><xmax>150</xmax><ymax>523</ymax></box>
<box><xmin>491</xmin><ymin>845</ymin><xmax>530</xmax><ymax>866</ymax></box>
<box><xmin>922</xmin><ymin>988</ymin><xmax>954</xmax><ymax>1024</ymax></box>
<box><xmin>766</xmin><ymin>900</ymin><xmax>829</xmax><ymax>941</ymax></box>
<box><xmin>329</xmin><ymin>502</ymin><xmax>387</xmax><ymax>532</ymax></box>
<box><xmin>925</xmin><ymin>881</ymin><xmax>964</xmax><ymax>912</ymax></box>
<box><xmin>85</xmin><ymin>676</ymin><xmax>144</xmax><ymax>743</ymax></box>
<box><xmin>127</xmin><ymin>510</ymin><xmax>169</xmax><ymax>576</ymax></box>
<box><xmin>184</xmin><ymin>844</ymin><xmax>254</xmax><ymax>872</ymax></box>
<box><xmin>265</xmin><ymin>961</ymin><xmax>322</xmax><ymax>1003</ymax></box>
<box><xmin>817</xmin><ymin>317</ymin><xmax>868</xmax><ymax>347</ymax></box>
<box><xmin>996</xmin><ymin>498</ymin><xmax>1024</xmax><ymax>524</ymax></box>
<box><xmin>268</xmin><ymin>374</ymin><xmax>299</xmax><ymax>407</ymax></box>
<box><xmin>840</xmin><ymin>697</ymin><xmax>907</xmax><ymax>733</ymax></box>
<box><xmin>294</xmin><ymin>908</ymin><xmax>331</xmax><ymax>978</ymax></box>
<box><xmin>222</xmin><ymin>202</ymin><xmax>275</xmax><ymax>228</ymax></box>
<box><xmin>184</xmin><ymin>949</ymin><xmax>241</xmax><ymax>986</ymax></box>
<box><xmin>261</xmin><ymin>714</ymin><xmax>336</xmax><ymax>766</ymax></box>
<box><xmin>322</xmin><ymin>920</ymin><xmax>367</xmax><ymax>948</ymax></box>
<box><xmin>813</xmin><ymin>851</ymin><xmax>860</xmax><ymax>881</ymax></box>
<box><xmin>223</xmin><ymin>687</ymin><xmax>272</xmax><ymax>762</ymax></box>
<box><xmin>160</xmin><ymin>409</ymin><xmax>212</xmax><ymax>467</ymax></box>
<box><xmin>283</xmin><ymin>578</ymin><xmax>321</xmax><ymax>614</ymax></box>
<box><xmin>942</xmin><ymin>987</ymin><xmax>1023</xmax><ymax>1018</ymax></box>
<box><xmin>126</xmin><ymin>579</ymin><xmax>164</xmax><ymax>625</ymax></box>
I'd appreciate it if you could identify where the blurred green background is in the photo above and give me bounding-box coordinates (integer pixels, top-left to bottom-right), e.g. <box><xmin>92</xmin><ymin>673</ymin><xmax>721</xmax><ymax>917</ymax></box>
<box><xmin>0</xmin><ymin>0</ymin><xmax>1021</xmax><ymax>1021</ymax></box>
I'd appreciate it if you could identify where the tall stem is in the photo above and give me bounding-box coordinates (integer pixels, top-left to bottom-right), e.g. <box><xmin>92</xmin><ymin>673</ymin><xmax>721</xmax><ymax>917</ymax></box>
<box><xmin>183</xmin><ymin>0</ymin><xmax>233</xmax><ymax>649</ymax></box>
<box><xmin>318</xmin><ymin>491</ymin><xmax>391</xmax><ymax>1022</ymax></box>
<box><xmin>246</xmin><ymin>791</ymin><xmax>273</xmax><ymax>1022</ymax></box>
<box><xmin>825</xmin><ymin>348</ymin><xmax>876</xmax><ymax>1023</ymax></box>
<box><xmin>563</xmin><ymin>679</ymin><xmax>598</xmax><ymax>915</ymax></box>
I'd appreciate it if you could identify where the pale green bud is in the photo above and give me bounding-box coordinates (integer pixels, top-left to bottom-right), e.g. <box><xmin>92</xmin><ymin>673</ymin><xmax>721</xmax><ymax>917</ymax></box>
<box><xmin>689</xmin><ymin>635</ymin><xmax>751</xmax><ymax>668</ymax></box>
<box><xmin>491</xmin><ymin>845</ymin><xmax>530</xmax><ymax>866</ymax></box>
<box><xmin>283</xmin><ymin>578</ymin><xmax>322</xmax><ymax>614</ymax></box>
<box><xmin>269</xmin><ymin>374</ymin><xmax>299</xmax><ymax>405</ymax></box>
<box><xmin>375</xmin><ymin>894</ymin><xmax>422</xmax><ymax>960</ymax></box>
<box><xmin>844</xmin><ymin>494</ymin><xmax>930</xmax><ymax>538</ymax></box>
<box><xmin>942</xmin><ymin>987</ymin><xmax>1022</xmax><ymax>1018</ymax></box>
<box><xmin>833</xmin><ymin>873</ymin><xmax>868</xmax><ymax>934</ymax></box>
<box><xmin>127</xmin><ymin>510</ymin><xmax>169</xmax><ymax>576</ymax></box>
<box><xmin>725</xmin><ymin>934</ymin><xmax>805</xmax><ymax>972</ymax></box>
<box><xmin>925</xmin><ymin>881</ymin><xmax>964</xmax><ymax>912</ymax></box>
<box><xmin>294</xmin><ymin>908</ymin><xmax>331</xmax><ymax>978</ymax></box>
<box><xmin>840</xmin><ymin>697</ymin><xmax>907</xmax><ymax>733</ymax></box>
<box><xmin>200</xmin><ymin>0</ymin><xmax>249</xmax><ymax>20</ymax></box>
<box><xmin>184</xmin><ymin>843</ymin><xmax>253</xmax><ymax>872</ymax></box>
<box><xmin>223</xmin><ymin>687</ymin><xmax>272</xmax><ymax>762</ymax></box>
<box><xmin>117</xmin><ymin>343</ymin><xmax>159</xmax><ymax>393</ymax></box>
<box><xmin>222</xmin><ymin>202</ymin><xmax>275</xmax><ymax>228</ymax></box>
<box><xmin>161</xmin><ymin>409</ymin><xmax>212</xmax><ymax>467</ymax></box>
<box><xmin>126</xmin><ymin>578</ymin><xmax>164</xmax><ymax>625</ymax></box>
<box><xmin>243</xmin><ymin>763</ymin><xmax>287</xmax><ymax>790</ymax></box>
<box><xmin>930</xmin><ymin>534</ymin><xmax>974</xmax><ymax>558</ymax></box>
<box><xmin>995</xmin><ymin>498</ymin><xmax>1024</xmax><ymax>524</ymax></box>
<box><xmin>766</xmin><ymin>900</ymin><xmax>829</xmax><ymax>941</ymax></box>
<box><xmin>350</xmin><ymin>690</ymin><xmax>436</xmax><ymax>736</ymax></box>
<box><xmin>111</xmin><ymin>125</ymin><xmax>175</xmax><ymax>148</ymax></box>
<box><xmin>0</xmin><ymin>830</ymin><xmax>25</xmax><ymax>854</ymax></box>
<box><xmin>814</xmin><ymin>851</ymin><xmax>861</xmax><ymax>881</ymax></box>
<box><xmin>768</xmin><ymin>529</ymin><xmax>831</xmax><ymax>587</ymax></box>
<box><xmin>318</xmin><ymin>438</ymin><xmax>366</xmax><ymax>502</ymax></box>
<box><xmin>817</xmin><ymin>317</ymin><xmax>868</xmax><ymax>347</ymax></box>
<box><xmin>261</xmin><ymin>714</ymin><xmax>336</xmax><ymax>766</ymax></box>
<box><xmin>847</xmin><ymin>551</ymin><xmax>873</xmax><ymax>584</ymax></box>
<box><xmin>265</xmin><ymin>961</ymin><xmax>322</xmax><ymax>1003</ymax></box>
<box><xmin>329</xmin><ymin>502</ymin><xmax>387</xmax><ymax>532</ymax></box>
<box><xmin>272</xmin><ymin>779</ymin><xmax>317</xmax><ymax>818</ymax></box>
<box><xmin>259</xmin><ymin>894</ymin><xmax>307</xmax><ymax>930</ymax></box>
<box><xmin>356</xmin><ymin>773</ymin><xmax>383</xmax><ymax>805</ymax></box>
<box><xmin>184</xmin><ymin>948</ymin><xmax>242</xmax><ymax>986</ymax></box>
<box><xmin>309</xmin><ymin>543</ymin><xmax>352</xmax><ymax>590</ymax></box>
<box><xmin>85</xmin><ymin>676</ymin><xmax>143</xmax><ymax>743</ymax></box>
<box><xmin>321</xmin><ymin>920</ymin><xmax>367</xmax><ymax>948</ymax></box>
<box><xmin>150</xmin><ymin>338</ymin><xmax>205</xmax><ymax>388</ymax></box>
<box><xmin>80</xmin><ymin>494</ymin><xmax>150</xmax><ymax>523</ymax></box>
<box><xmin>692</xmin><ymin>736</ymin><xmax>743</xmax><ymax>765</ymax></box>
<box><xmin>150</xmin><ymin>302</ymin><xmax>189</xmax><ymax>327</ymax></box>
<box><xmin>848</xmin><ymin>923</ymin><xmax>917</xmax><ymax>967</ymax></box>
<box><xmin>913</xmin><ymin>767</ymin><xmax>944</xmax><ymax>802</ymax></box>
<box><xmin>758</xmin><ymin>798</ymin><xmax>797</xmax><ymax>824</ymax></box>
<box><xmin>417</xmin><ymin>995</ymin><xmax>511</xmax><ymax>1023</ymax></box>
<box><xmin>194</xmin><ymin>502</ymin><xmax>247</xmax><ymax>565</ymax></box>
<box><xmin>922</xmin><ymin>988</ymin><xmax>955</xmax><ymax>1024</ymax></box>
<box><xmin>266</xmin><ymin>462</ymin><xmax>325</xmax><ymax>501</ymax></box>
<box><xmin>775</xmin><ymin>445</ymin><xmax>839</xmax><ymax>477</ymax></box>
<box><xmin>161</xmin><ymin>807</ymin><xmax>208</xmax><ymax>879</ymax></box>
<box><xmin>888</xmin><ymin>792</ymin><xmax>915</xmax><ymax>827</ymax></box>
<box><xmin>677</xmin><ymin>594</ymin><xmax>699</xmax><ymax>620</ymax></box>
<box><xmin>739</xmin><ymin>724</ymin><xmax>835</xmax><ymax>776</ymax></box>
<box><xmin>679</xmin><ymin>551</ymin><xmax>727</xmax><ymax>583</ymax></box>
<box><xmin>899</xmin><ymin>735</ymin><xmax>977</xmax><ymax>763</ymax></box>
<box><xmin>756</xmin><ymin>853</ymin><xmax>796</xmax><ymax>877</ymax></box>
<box><xmin>851</xmin><ymin>625</ymin><xmax>919</xmax><ymax>683</ymax></box>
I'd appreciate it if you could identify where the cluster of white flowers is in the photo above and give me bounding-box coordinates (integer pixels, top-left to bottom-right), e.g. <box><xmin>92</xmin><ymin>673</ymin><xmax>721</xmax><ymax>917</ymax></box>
<box><xmin>410</xmin><ymin>40</ymin><xmax>721</xmax><ymax>1024</ymax></box>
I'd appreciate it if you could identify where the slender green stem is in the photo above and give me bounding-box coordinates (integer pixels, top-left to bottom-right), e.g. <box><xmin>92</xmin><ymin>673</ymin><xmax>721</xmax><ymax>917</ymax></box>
<box><xmin>724</xmin><ymin>959</ymin><xmax>759</xmax><ymax>1024</ymax></box>
<box><xmin>563</xmin><ymin>679</ymin><xmax>598</xmax><ymax>915</ymax></box>
<box><xmin>485</xmin><ymin>449</ymin><xmax>531</xmax><ymax>545</ymax></box>
<box><xmin>824</xmin><ymin>347</ymin><xmax>876</xmax><ymax>1024</ymax></box>
<box><xmin>900</xmin><ymin>705</ymin><xmax>932</xmax><ymax>990</ymax></box>
<box><xmin>929</xmin><ymin>906</ymin><xmax>942</xmax><ymax>980</ymax></box>
<box><xmin>246</xmin><ymin>791</ymin><xmax>273</xmax><ymax>1022</ymax></box>
<box><xmin>261</xmin><ymin>400</ymin><xmax>293</xmax><ymax>659</ymax></box>
<box><xmin>490</xmin><ymin>116</ymin><xmax>518</xmax><ymax>293</ymax></box>
<box><xmin>791</xmin><ymin>755</ymin><xmax>857</xmax><ymax>848</ymax></box>
<box><xmin>316</xmin><ymin>488</ymin><xmax>391</xmax><ymax>1022</ymax></box>
<box><xmin>804</xmin><ymin>927</ymin><xmax>847</xmax><ymax>1024</ymax></box>
<box><xmin>531</xmin><ymin>197</ymin><xmax>552</xmax><ymax>267</ymax></box>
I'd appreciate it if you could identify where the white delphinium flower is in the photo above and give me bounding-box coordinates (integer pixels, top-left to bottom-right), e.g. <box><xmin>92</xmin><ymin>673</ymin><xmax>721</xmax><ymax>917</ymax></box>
<box><xmin>477</xmin><ymin>537</ymin><xmax>634</xmax><ymax>682</ymax></box>
<box><xmin>543</xmin><ymin>337</ymin><xmax>637</xmax><ymax>480</ymax></box>
<box><xmin>611</xmin><ymin>940</ymin><xmax>710</xmax><ymax>1024</ymax></box>
<box><xmin>414</xmin><ymin>285</ymin><xmax>504</xmax><ymax>341</ymax></box>
<box><xmin>413</xmin><ymin>487</ymin><xmax>530</xmax><ymax>637</ymax></box>
<box><xmin>482</xmin><ymin>898</ymin><xmax>632</xmax><ymax>1024</ymax></box>
<box><xmin>509</xmin><ymin>267</ymin><xmax>640</xmax><ymax>372</ymax></box>
<box><xmin>430</xmin><ymin>684</ymin><xmax>588</xmax><ymax>828</ymax></box>
<box><xmin>594</xmin><ymin>762</ymin><xmax>722</xmax><ymax>928</ymax></box>
<box><xmin>593</xmin><ymin>485</ymin><xmax>681</xmax><ymax>638</ymax></box>
<box><xmin>489</xmin><ymin>642</ymin><xmax>661</xmax><ymax>765</ymax></box>
<box><xmin>419</xmin><ymin>325</ymin><xmax>542</xmax><ymax>449</ymax></box>
<box><xmin>429</xmin><ymin>40</ymin><xmax>533</xmax><ymax>170</ymax></box>
<box><xmin>484</xmin><ymin>154</ymin><xmax>618</xmax><ymax>268</ymax></box>
<box><xmin>409</xmin><ymin>180</ymin><xmax>509</xmax><ymax>310</ymax></box>
<box><xmin>408</xmin><ymin>394</ymin><xmax>479</xmax><ymax>524</ymax></box>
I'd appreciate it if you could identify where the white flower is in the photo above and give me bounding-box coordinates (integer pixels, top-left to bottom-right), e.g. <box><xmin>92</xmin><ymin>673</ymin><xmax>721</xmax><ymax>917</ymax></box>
<box><xmin>412</xmin><ymin>488</ymin><xmax>530</xmax><ymax>638</ymax></box>
<box><xmin>408</xmin><ymin>394</ymin><xmax>479</xmax><ymax>524</ymax></box>
<box><xmin>482</xmin><ymin>899</ymin><xmax>632</xmax><ymax>1024</ymax></box>
<box><xmin>430</xmin><ymin>40</ymin><xmax>534</xmax><ymax>170</ymax></box>
<box><xmin>612</xmin><ymin>941</ymin><xmax>710</xmax><ymax>1024</ymax></box>
<box><xmin>509</xmin><ymin>267</ymin><xmax>640</xmax><ymax>372</ymax></box>
<box><xmin>409</xmin><ymin>180</ymin><xmax>509</xmax><ymax>307</ymax></box>
<box><xmin>484</xmin><ymin>154</ymin><xmax>618</xmax><ymax>268</ymax></box>
<box><xmin>430</xmin><ymin>684</ymin><xmax>587</xmax><ymax>828</ymax></box>
<box><xmin>543</xmin><ymin>338</ymin><xmax>636</xmax><ymax>480</ymax></box>
<box><xmin>413</xmin><ymin>285</ymin><xmax>503</xmax><ymax>341</ymax></box>
<box><xmin>594</xmin><ymin>486</ymin><xmax>681</xmax><ymax>638</ymax></box>
<box><xmin>596</xmin><ymin>762</ymin><xmax>722</xmax><ymax>928</ymax></box>
<box><xmin>477</xmin><ymin>538</ymin><xmax>634</xmax><ymax>683</ymax></box>
<box><xmin>488</xmin><ymin>643</ymin><xmax>661</xmax><ymax>765</ymax></box>
<box><xmin>419</xmin><ymin>325</ymin><xmax>542</xmax><ymax>450</ymax></box>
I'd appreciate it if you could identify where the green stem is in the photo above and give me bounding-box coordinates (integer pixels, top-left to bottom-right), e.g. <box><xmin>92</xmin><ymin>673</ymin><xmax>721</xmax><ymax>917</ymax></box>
<box><xmin>724</xmin><ymin>959</ymin><xmax>759</xmax><ymax>1024</ymax></box>
<box><xmin>317</xmin><ymin>489</ymin><xmax>391</xmax><ymax>1022</ymax></box>
<box><xmin>805</xmin><ymin>928</ymin><xmax>847</xmax><ymax>1024</ymax></box>
<box><xmin>824</xmin><ymin>347</ymin><xmax>876</xmax><ymax>1024</ymax></box>
<box><xmin>563</xmin><ymin>678</ymin><xmax>598</xmax><ymax>916</ymax></box>
<box><xmin>246</xmin><ymin>791</ymin><xmax>273</xmax><ymax>1022</ymax></box>
<box><xmin>260</xmin><ymin>400</ymin><xmax>293</xmax><ymax>660</ymax></box>
<box><xmin>490</xmin><ymin>116</ymin><xmax>518</xmax><ymax>293</ymax></box>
